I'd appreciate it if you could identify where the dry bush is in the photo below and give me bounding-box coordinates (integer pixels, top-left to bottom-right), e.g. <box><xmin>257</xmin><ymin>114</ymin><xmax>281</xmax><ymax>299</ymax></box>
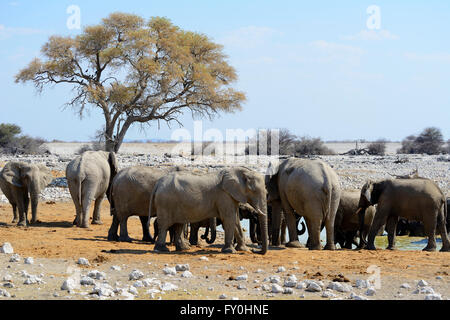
<box><xmin>397</xmin><ymin>127</ymin><xmax>445</xmax><ymax>155</ymax></box>
<box><xmin>367</xmin><ymin>139</ymin><xmax>387</xmax><ymax>156</ymax></box>
<box><xmin>0</xmin><ymin>123</ymin><xmax>47</xmax><ymax>155</ymax></box>
<box><xmin>294</xmin><ymin>136</ymin><xmax>335</xmax><ymax>156</ymax></box>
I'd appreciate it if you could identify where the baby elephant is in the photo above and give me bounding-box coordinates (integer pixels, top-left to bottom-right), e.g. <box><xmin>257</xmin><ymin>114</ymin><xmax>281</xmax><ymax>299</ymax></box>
<box><xmin>335</xmin><ymin>190</ymin><xmax>376</xmax><ymax>249</ymax></box>
<box><xmin>0</xmin><ymin>161</ymin><xmax>53</xmax><ymax>226</ymax></box>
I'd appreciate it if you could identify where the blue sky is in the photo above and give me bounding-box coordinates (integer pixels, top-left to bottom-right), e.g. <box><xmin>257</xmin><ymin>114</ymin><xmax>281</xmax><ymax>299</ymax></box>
<box><xmin>0</xmin><ymin>0</ymin><xmax>449</xmax><ymax>142</ymax></box>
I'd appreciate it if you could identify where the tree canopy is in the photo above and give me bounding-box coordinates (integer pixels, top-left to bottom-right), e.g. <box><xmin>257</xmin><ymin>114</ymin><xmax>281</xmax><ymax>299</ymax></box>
<box><xmin>16</xmin><ymin>12</ymin><xmax>246</xmax><ymax>152</ymax></box>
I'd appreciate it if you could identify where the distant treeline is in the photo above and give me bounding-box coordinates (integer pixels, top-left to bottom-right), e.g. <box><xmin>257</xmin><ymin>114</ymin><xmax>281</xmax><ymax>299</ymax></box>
<box><xmin>1</xmin><ymin>123</ymin><xmax>449</xmax><ymax>156</ymax></box>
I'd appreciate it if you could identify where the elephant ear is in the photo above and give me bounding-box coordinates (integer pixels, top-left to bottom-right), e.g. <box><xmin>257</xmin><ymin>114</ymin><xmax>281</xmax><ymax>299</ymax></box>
<box><xmin>370</xmin><ymin>181</ymin><xmax>384</xmax><ymax>204</ymax></box>
<box><xmin>265</xmin><ymin>162</ymin><xmax>280</xmax><ymax>202</ymax></box>
<box><xmin>1</xmin><ymin>162</ymin><xmax>23</xmax><ymax>187</ymax></box>
<box><xmin>108</xmin><ymin>152</ymin><xmax>119</xmax><ymax>176</ymax></box>
<box><xmin>37</xmin><ymin>165</ymin><xmax>54</xmax><ymax>191</ymax></box>
<box><xmin>363</xmin><ymin>185</ymin><xmax>372</xmax><ymax>203</ymax></box>
<box><xmin>220</xmin><ymin>170</ymin><xmax>247</xmax><ymax>203</ymax></box>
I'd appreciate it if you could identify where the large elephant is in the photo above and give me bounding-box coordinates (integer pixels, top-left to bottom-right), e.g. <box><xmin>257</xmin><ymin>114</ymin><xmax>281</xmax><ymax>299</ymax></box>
<box><xmin>107</xmin><ymin>166</ymin><xmax>168</xmax><ymax>242</ymax></box>
<box><xmin>266</xmin><ymin>158</ymin><xmax>341</xmax><ymax>250</ymax></box>
<box><xmin>0</xmin><ymin>162</ymin><xmax>53</xmax><ymax>226</ymax></box>
<box><xmin>149</xmin><ymin>167</ymin><xmax>268</xmax><ymax>254</ymax></box>
<box><xmin>335</xmin><ymin>190</ymin><xmax>376</xmax><ymax>249</ymax></box>
<box><xmin>358</xmin><ymin>178</ymin><xmax>450</xmax><ymax>252</ymax></box>
<box><xmin>66</xmin><ymin>151</ymin><xmax>118</xmax><ymax>228</ymax></box>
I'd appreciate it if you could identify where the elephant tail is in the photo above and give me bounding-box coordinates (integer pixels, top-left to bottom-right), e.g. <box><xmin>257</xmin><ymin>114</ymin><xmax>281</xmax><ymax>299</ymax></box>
<box><xmin>109</xmin><ymin>182</ymin><xmax>116</xmax><ymax>217</ymax></box>
<box><xmin>321</xmin><ymin>177</ymin><xmax>333</xmax><ymax>221</ymax></box>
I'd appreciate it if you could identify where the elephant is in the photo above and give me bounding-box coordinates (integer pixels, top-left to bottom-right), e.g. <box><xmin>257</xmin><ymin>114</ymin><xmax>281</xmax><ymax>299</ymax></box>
<box><xmin>153</xmin><ymin>218</ymin><xmax>189</xmax><ymax>246</ymax></box>
<box><xmin>107</xmin><ymin>166</ymin><xmax>169</xmax><ymax>242</ymax></box>
<box><xmin>194</xmin><ymin>203</ymin><xmax>269</xmax><ymax>246</ymax></box>
<box><xmin>189</xmin><ymin>218</ymin><xmax>217</xmax><ymax>245</ymax></box>
<box><xmin>334</xmin><ymin>190</ymin><xmax>376</xmax><ymax>249</ymax></box>
<box><xmin>267</xmin><ymin>203</ymin><xmax>306</xmax><ymax>246</ymax></box>
<box><xmin>66</xmin><ymin>151</ymin><xmax>118</xmax><ymax>228</ymax></box>
<box><xmin>149</xmin><ymin>167</ymin><xmax>268</xmax><ymax>254</ymax></box>
<box><xmin>0</xmin><ymin>161</ymin><xmax>53</xmax><ymax>226</ymax></box>
<box><xmin>358</xmin><ymin>178</ymin><xmax>450</xmax><ymax>252</ymax></box>
<box><xmin>266</xmin><ymin>158</ymin><xmax>341</xmax><ymax>250</ymax></box>
<box><xmin>396</xmin><ymin>219</ymin><xmax>425</xmax><ymax>237</ymax></box>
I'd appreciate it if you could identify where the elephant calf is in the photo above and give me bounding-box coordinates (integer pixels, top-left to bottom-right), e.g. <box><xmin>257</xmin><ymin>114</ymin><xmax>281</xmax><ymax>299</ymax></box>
<box><xmin>335</xmin><ymin>190</ymin><xmax>376</xmax><ymax>249</ymax></box>
<box><xmin>66</xmin><ymin>151</ymin><xmax>118</xmax><ymax>228</ymax></box>
<box><xmin>358</xmin><ymin>178</ymin><xmax>450</xmax><ymax>252</ymax></box>
<box><xmin>0</xmin><ymin>161</ymin><xmax>53</xmax><ymax>226</ymax></box>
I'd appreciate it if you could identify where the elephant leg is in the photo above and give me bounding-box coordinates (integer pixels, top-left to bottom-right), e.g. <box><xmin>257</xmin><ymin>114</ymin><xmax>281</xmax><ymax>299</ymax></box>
<box><xmin>174</xmin><ymin>224</ymin><xmax>190</xmax><ymax>251</ymax></box>
<box><xmin>366</xmin><ymin>207</ymin><xmax>389</xmax><ymax>250</ymax></box>
<box><xmin>344</xmin><ymin>231</ymin><xmax>356</xmax><ymax>249</ymax></box>
<box><xmin>280</xmin><ymin>214</ymin><xmax>287</xmax><ymax>244</ymax></box>
<box><xmin>154</xmin><ymin>213</ymin><xmax>170</xmax><ymax>252</ymax></box>
<box><xmin>219</xmin><ymin>206</ymin><xmax>237</xmax><ymax>254</ymax></box>
<box><xmin>324</xmin><ymin>190</ymin><xmax>340</xmax><ymax>251</ymax></box>
<box><xmin>270</xmin><ymin>201</ymin><xmax>282</xmax><ymax>246</ymax></box>
<box><xmin>189</xmin><ymin>223</ymin><xmax>200</xmax><ymax>245</ymax></box>
<box><xmin>234</xmin><ymin>219</ymin><xmax>249</xmax><ymax>252</ymax></box>
<box><xmin>249</xmin><ymin>218</ymin><xmax>258</xmax><ymax>244</ymax></box>
<box><xmin>280</xmin><ymin>196</ymin><xmax>302</xmax><ymax>248</ymax></box>
<box><xmin>107</xmin><ymin>215</ymin><xmax>120</xmax><ymax>241</ymax></box>
<box><xmin>305</xmin><ymin>217</ymin><xmax>322</xmax><ymax>250</ymax></box>
<box><xmin>79</xmin><ymin>195</ymin><xmax>93</xmax><ymax>228</ymax></box>
<box><xmin>11</xmin><ymin>203</ymin><xmax>18</xmax><ymax>224</ymax></box>
<box><xmin>91</xmin><ymin>196</ymin><xmax>103</xmax><ymax>225</ymax></box>
<box><xmin>139</xmin><ymin>216</ymin><xmax>154</xmax><ymax>243</ymax></box>
<box><xmin>423</xmin><ymin>218</ymin><xmax>437</xmax><ymax>252</ymax></box>
<box><xmin>118</xmin><ymin>216</ymin><xmax>133</xmax><ymax>242</ymax></box>
<box><xmin>68</xmin><ymin>182</ymin><xmax>81</xmax><ymax>226</ymax></box>
<box><xmin>437</xmin><ymin>208</ymin><xmax>450</xmax><ymax>252</ymax></box>
<box><xmin>324</xmin><ymin>216</ymin><xmax>336</xmax><ymax>251</ymax></box>
<box><xmin>385</xmin><ymin>215</ymin><xmax>398</xmax><ymax>250</ymax></box>
<box><xmin>15</xmin><ymin>190</ymin><xmax>28</xmax><ymax>227</ymax></box>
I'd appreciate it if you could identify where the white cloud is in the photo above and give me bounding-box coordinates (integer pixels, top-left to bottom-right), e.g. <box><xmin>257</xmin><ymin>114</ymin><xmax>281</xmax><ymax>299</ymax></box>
<box><xmin>341</xmin><ymin>29</ymin><xmax>399</xmax><ymax>41</ymax></box>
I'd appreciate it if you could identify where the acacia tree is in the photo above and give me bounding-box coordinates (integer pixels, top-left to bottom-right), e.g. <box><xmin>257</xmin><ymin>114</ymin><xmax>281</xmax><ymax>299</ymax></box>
<box><xmin>16</xmin><ymin>13</ymin><xmax>246</xmax><ymax>152</ymax></box>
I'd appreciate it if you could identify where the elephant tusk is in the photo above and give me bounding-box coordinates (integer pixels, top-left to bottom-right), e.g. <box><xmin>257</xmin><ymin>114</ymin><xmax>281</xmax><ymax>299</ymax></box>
<box><xmin>355</xmin><ymin>208</ymin><xmax>362</xmax><ymax>215</ymax></box>
<box><xmin>256</xmin><ymin>209</ymin><xmax>266</xmax><ymax>217</ymax></box>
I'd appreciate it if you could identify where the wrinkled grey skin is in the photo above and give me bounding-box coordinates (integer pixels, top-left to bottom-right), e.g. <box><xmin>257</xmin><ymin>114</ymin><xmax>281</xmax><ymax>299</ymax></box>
<box><xmin>66</xmin><ymin>151</ymin><xmax>118</xmax><ymax>228</ymax></box>
<box><xmin>0</xmin><ymin>161</ymin><xmax>53</xmax><ymax>226</ymax></box>
<box><xmin>335</xmin><ymin>191</ymin><xmax>376</xmax><ymax>249</ymax></box>
<box><xmin>107</xmin><ymin>166</ymin><xmax>168</xmax><ymax>243</ymax></box>
<box><xmin>358</xmin><ymin>178</ymin><xmax>450</xmax><ymax>252</ymax></box>
<box><xmin>266</xmin><ymin>158</ymin><xmax>341</xmax><ymax>250</ymax></box>
<box><xmin>149</xmin><ymin>167</ymin><xmax>268</xmax><ymax>254</ymax></box>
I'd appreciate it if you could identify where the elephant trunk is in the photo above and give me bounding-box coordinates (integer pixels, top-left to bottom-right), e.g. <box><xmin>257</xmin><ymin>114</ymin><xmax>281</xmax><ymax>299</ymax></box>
<box><xmin>206</xmin><ymin>218</ymin><xmax>216</xmax><ymax>244</ymax></box>
<box><xmin>29</xmin><ymin>181</ymin><xmax>40</xmax><ymax>223</ymax></box>
<box><xmin>297</xmin><ymin>220</ymin><xmax>306</xmax><ymax>236</ymax></box>
<box><xmin>255</xmin><ymin>208</ymin><xmax>268</xmax><ymax>255</ymax></box>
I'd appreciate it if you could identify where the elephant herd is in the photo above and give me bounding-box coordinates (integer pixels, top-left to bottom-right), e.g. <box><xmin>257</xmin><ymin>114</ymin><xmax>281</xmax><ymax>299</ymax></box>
<box><xmin>1</xmin><ymin>150</ymin><xmax>449</xmax><ymax>255</ymax></box>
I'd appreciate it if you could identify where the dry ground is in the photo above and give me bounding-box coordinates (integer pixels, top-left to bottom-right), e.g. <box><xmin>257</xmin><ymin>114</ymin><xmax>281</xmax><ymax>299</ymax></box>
<box><xmin>1</xmin><ymin>201</ymin><xmax>449</xmax><ymax>301</ymax></box>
